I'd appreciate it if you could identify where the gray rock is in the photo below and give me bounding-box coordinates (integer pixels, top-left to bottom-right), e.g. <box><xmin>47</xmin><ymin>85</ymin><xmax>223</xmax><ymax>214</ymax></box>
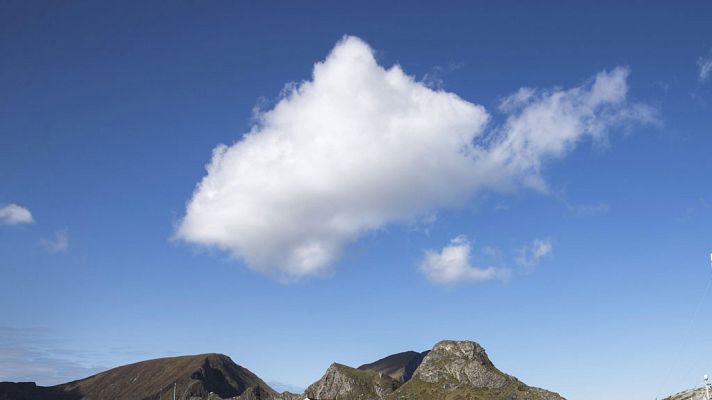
<box><xmin>663</xmin><ymin>387</ymin><xmax>707</xmax><ymax>400</ymax></box>
<box><xmin>305</xmin><ymin>363</ymin><xmax>400</xmax><ymax>400</ymax></box>
<box><xmin>412</xmin><ymin>340</ymin><xmax>510</xmax><ymax>389</ymax></box>
<box><xmin>272</xmin><ymin>391</ymin><xmax>305</xmax><ymax>400</ymax></box>
<box><xmin>391</xmin><ymin>340</ymin><xmax>566</xmax><ymax>400</ymax></box>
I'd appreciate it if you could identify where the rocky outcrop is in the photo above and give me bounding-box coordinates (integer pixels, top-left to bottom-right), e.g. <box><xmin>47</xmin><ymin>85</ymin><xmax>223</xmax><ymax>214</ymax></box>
<box><xmin>390</xmin><ymin>340</ymin><xmax>565</xmax><ymax>400</ymax></box>
<box><xmin>272</xmin><ymin>392</ymin><xmax>304</xmax><ymax>400</ymax></box>
<box><xmin>358</xmin><ymin>351</ymin><xmax>428</xmax><ymax>383</ymax></box>
<box><xmin>663</xmin><ymin>387</ymin><xmax>707</xmax><ymax>400</ymax></box>
<box><xmin>305</xmin><ymin>363</ymin><xmax>400</xmax><ymax>400</ymax></box>
<box><xmin>306</xmin><ymin>340</ymin><xmax>565</xmax><ymax>400</ymax></box>
<box><xmin>410</xmin><ymin>340</ymin><xmax>510</xmax><ymax>389</ymax></box>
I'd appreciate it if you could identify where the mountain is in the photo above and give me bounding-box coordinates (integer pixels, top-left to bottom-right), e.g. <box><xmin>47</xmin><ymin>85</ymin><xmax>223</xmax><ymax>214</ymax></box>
<box><xmin>59</xmin><ymin>353</ymin><xmax>276</xmax><ymax>400</ymax></box>
<box><xmin>357</xmin><ymin>351</ymin><xmax>429</xmax><ymax>383</ymax></box>
<box><xmin>305</xmin><ymin>363</ymin><xmax>400</xmax><ymax>400</ymax></box>
<box><xmin>305</xmin><ymin>340</ymin><xmax>564</xmax><ymax>400</ymax></box>
<box><xmin>0</xmin><ymin>353</ymin><xmax>278</xmax><ymax>400</ymax></box>
<box><xmin>390</xmin><ymin>340</ymin><xmax>565</xmax><ymax>400</ymax></box>
<box><xmin>1</xmin><ymin>340</ymin><xmax>565</xmax><ymax>400</ymax></box>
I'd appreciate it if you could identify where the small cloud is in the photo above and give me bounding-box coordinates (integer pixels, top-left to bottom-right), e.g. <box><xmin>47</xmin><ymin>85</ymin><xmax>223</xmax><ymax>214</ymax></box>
<box><xmin>677</xmin><ymin>197</ymin><xmax>712</xmax><ymax>222</ymax></box>
<box><xmin>420</xmin><ymin>235</ymin><xmax>510</xmax><ymax>284</ymax></box>
<box><xmin>480</xmin><ymin>245</ymin><xmax>501</xmax><ymax>258</ymax></box>
<box><xmin>568</xmin><ymin>202</ymin><xmax>609</xmax><ymax>217</ymax></box>
<box><xmin>0</xmin><ymin>204</ymin><xmax>34</xmax><ymax>225</ymax></box>
<box><xmin>41</xmin><ymin>230</ymin><xmax>69</xmax><ymax>254</ymax></box>
<box><xmin>698</xmin><ymin>49</ymin><xmax>712</xmax><ymax>82</ymax></box>
<box><xmin>516</xmin><ymin>238</ymin><xmax>553</xmax><ymax>271</ymax></box>
<box><xmin>493</xmin><ymin>204</ymin><xmax>509</xmax><ymax>212</ymax></box>
<box><xmin>408</xmin><ymin>212</ymin><xmax>438</xmax><ymax>236</ymax></box>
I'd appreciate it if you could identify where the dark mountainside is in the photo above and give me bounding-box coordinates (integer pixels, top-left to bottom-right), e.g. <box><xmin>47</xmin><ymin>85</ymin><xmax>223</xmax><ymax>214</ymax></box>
<box><xmin>0</xmin><ymin>353</ymin><xmax>284</xmax><ymax>400</ymax></box>
<box><xmin>0</xmin><ymin>340</ymin><xmax>566</xmax><ymax>400</ymax></box>
<box><xmin>357</xmin><ymin>351</ymin><xmax>429</xmax><ymax>383</ymax></box>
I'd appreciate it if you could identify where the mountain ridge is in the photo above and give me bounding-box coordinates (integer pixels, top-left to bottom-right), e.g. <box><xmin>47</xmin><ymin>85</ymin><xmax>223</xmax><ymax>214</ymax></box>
<box><xmin>0</xmin><ymin>340</ymin><xmax>566</xmax><ymax>400</ymax></box>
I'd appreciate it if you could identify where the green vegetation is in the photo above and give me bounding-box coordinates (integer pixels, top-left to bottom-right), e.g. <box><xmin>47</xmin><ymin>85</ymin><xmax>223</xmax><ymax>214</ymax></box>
<box><xmin>388</xmin><ymin>378</ymin><xmax>562</xmax><ymax>400</ymax></box>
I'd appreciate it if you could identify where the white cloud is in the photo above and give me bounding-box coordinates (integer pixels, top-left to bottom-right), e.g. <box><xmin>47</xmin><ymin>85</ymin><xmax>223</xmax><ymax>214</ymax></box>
<box><xmin>176</xmin><ymin>35</ymin><xmax>655</xmax><ymax>280</ymax></box>
<box><xmin>488</xmin><ymin>66</ymin><xmax>658</xmax><ymax>192</ymax></box>
<box><xmin>41</xmin><ymin>230</ymin><xmax>69</xmax><ymax>254</ymax></box>
<box><xmin>516</xmin><ymin>238</ymin><xmax>553</xmax><ymax>270</ymax></box>
<box><xmin>698</xmin><ymin>49</ymin><xmax>712</xmax><ymax>82</ymax></box>
<box><xmin>0</xmin><ymin>204</ymin><xmax>34</xmax><ymax>225</ymax></box>
<box><xmin>420</xmin><ymin>235</ymin><xmax>509</xmax><ymax>284</ymax></box>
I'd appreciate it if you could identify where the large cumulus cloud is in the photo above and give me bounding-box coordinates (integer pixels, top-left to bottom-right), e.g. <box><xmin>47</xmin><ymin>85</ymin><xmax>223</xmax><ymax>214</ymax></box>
<box><xmin>176</xmin><ymin>36</ymin><xmax>655</xmax><ymax>280</ymax></box>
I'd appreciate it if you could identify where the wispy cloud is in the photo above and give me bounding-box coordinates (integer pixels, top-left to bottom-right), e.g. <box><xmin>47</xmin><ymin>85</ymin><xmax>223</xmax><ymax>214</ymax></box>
<box><xmin>176</xmin><ymin>36</ymin><xmax>655</xmax><ymax>281</ymax></box>
<box><xmin>421</xmin><ymin>61</ymin><xmax>464</xmax><ymax>90</ymax></box>
<box><xmin>41</xmin><ymin>230</ymin><xmax>69</xmax><ymax>254</ymax></box>
<box><xmin>420</xmin><ymin>235</ymin><xmax>510</xmax><ymax>285</ymax></box>
<box><xmin>698</xmin><ymin>49</ymin><xmax>712</xmax><ymax>82</ymax></box>
<box><xmin>568</xmin><ymin>202</ymin><xmax>610</xmax><ymax>217</ymax></box>
<box><xmin>0</xmin><ymin>204</ymin><xmax>34</xmax><ymax>225</ymax></box>
<box><xmin>516</xmin><ymin>239</ymin><xmax>553</xmax><ymax>271</ymax></box>
<box><xmin>678</xmin><ymin>197</ymin><xmax>712</xmax><ymax>222</ymax></box>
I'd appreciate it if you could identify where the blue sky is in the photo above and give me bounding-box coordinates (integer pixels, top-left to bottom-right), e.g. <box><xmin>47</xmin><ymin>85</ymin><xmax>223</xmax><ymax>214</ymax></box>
<box><xmin>1</xmin><ymin>2</ymin><xmax>712</xmax><ymax>400</ymax></box>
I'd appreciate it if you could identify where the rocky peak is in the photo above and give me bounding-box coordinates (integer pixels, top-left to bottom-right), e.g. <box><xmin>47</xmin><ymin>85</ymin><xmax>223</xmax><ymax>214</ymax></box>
<box><xmin>412</xmin><ymin>340</ymin><xmax>510</xmax><ymax>390</ymax></box>
<box><xmin>431</xmin><ymin>340</ymin><xmax>494</xmax><ymax>367</ymax></box>
<box><xmin>305</xmin><ymin>362</ymin><xmax>400</xmax><ymax>400</ymax></box>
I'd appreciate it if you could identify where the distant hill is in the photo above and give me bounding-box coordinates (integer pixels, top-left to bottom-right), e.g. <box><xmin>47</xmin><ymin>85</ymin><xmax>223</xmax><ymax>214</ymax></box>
<box><xmin>0</xmin><ymin>353</ymin><xmax>280</xmax><ymax>400</ymax></box>
<box><xmin>0</xmin><ymin>340</ymin><xmax>565</xmax><ymax>400</ymax></box>
<box><xmin>0</xmin><ymin>382</ymin><xmax>78</xmax><ymax>400</ymax></box>
<box><xmin>60</xmin><ymin>353</ymin><xmax>275</xmax><ymax>399</ymax></box>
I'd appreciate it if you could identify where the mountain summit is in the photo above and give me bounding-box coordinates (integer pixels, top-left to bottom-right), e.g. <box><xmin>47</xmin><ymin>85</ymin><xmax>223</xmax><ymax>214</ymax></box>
<box><xmin>62</xmin><ymin>353</ymin><xmax>275</xmax><ymax>399</ymax></box>
<box><xmin>390</xmin><ymin>340</ymin><xmax>564</xmax><ymax>400</ymax></box>
<box><xmin>305</xmin><ymin>340</ymin><xmax>564</xmax><ymax>400</ymax></box>
<box><xmin>0</xmin><ymin>353</ymin><xmax>280</xmax><ymax>400</ymax></box>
